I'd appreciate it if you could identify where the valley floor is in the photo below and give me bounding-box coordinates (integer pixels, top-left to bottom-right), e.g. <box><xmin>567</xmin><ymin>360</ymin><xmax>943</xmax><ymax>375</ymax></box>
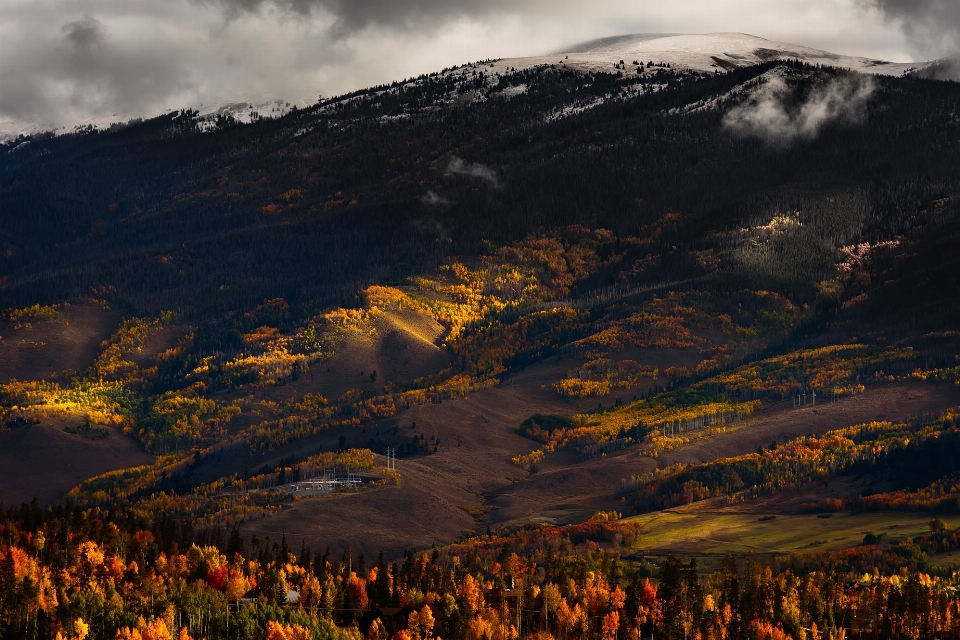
<box><xmin>242</xmin><ymin>360</ymin><xmax>960</xmax><ymax>559</ymax></box>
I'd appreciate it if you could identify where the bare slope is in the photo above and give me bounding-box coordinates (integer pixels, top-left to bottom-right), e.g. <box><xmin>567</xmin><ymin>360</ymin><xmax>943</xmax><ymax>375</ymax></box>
<box><xmin>659</xmin><ymin>381</ymin><xmax>960</xmax><ymax>467</ymax></box>
<box><xmin>629</xmin><ymin>498</ymin><xmax>960</xmax><ymax>558</ymax></box>
<box><xmin>242</xmin><ymin>353</ymin><xmax>627</xmax><ymax>557</ymax></box>
<box><xmin>0</xmin><ymin>417</ymin><xmax>153</xmax><ymax>506</ymax></box>
<box><xmin>244</xmin><ymin>346</ymin><xmax>960</xmax><ymax>558</ymax></box>
<box><xmin>0</xmin><ymin>306</ymin><xmax>122</xmax><ymax>383</ymax></box>
<box><xmin>261</xmin><ymin>308</ymin><xmax>453</xmax><ymax>403</ymax></box>
<box><xmin>486</xmin><ymin>382</ymin><xmax>960</xmax><ymax>529</ymax></box>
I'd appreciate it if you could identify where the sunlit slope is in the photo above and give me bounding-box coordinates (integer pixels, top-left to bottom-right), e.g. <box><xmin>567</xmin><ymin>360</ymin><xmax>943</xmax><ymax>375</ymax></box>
<box><xmin>0</xmin><ymin>305</ymin><xmax>122</xmax><ymax>383</ymax></box>
<box><xmin>261</xmin><ymin>305</ymin><xmax>453</xmax><ymax>403</ymax></box>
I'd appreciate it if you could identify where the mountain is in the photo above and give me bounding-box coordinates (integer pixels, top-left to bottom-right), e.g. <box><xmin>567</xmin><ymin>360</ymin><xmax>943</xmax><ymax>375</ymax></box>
<box><xmin>0</xmin><ymin>94</ymin><xmax>312</xmax><ymax>144</ymax></box>
<box><xmin>3</xmin><ymin>33</ymin><xmax>960</xmax><ymax>640</ymax></box>
<box><xmin>515</xmin><ymin>32</ymin><xmax>928</xmax><ymax>76</ymax></box>
<box><xmin>0</xmin><ymin>39</ymin><xmax>953</xmax><ymax>320</ymax></box>
<box><xmin>0</xmin><ymin>33</ymin><xmax>931</xmax><ymax>144</ymax></box>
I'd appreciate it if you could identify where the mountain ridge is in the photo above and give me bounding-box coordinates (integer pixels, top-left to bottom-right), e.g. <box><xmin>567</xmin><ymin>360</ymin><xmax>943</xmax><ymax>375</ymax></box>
<box><xmin>4</xmin><ymin>49</ymin><xmax>960</xmax><ymax>640</ymax></box>
<box><xmin>527</xmin><ymin>32</ymin><xmax>928</xmax><ymax>77</ymax></box>
<box><xmin>0</xmin><ymin>32</ymin><xmax>934</xmax><ymax>143</ymax></box>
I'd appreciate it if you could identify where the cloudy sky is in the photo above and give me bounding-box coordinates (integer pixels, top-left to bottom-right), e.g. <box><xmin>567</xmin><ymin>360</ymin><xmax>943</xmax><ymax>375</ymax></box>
<box><xmin>0</xmin><ymin>0</ymin><xmax>956</xmax><ymax>133</ymax></box>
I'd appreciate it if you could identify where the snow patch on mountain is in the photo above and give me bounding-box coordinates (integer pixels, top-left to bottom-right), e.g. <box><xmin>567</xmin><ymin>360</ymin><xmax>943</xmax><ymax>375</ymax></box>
<box><xmin>1</xmin><ymin>94</ymin><xmax>314</xmax><ymax>144</ymax></box>
<box><xmin>482</xmin><ymin>33</ymin><xmax>930</xmax><ymax>80</ymax></box>
<box><xmin>1</xmin><ymin>33</ymin><xmax>935</xmax><ymax>143</ymax></box>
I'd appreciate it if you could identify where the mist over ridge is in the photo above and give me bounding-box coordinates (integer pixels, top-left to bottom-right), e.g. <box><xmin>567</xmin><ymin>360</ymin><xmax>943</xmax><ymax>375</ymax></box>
<box><xmin>0</xmin><ymin>21</ymin><xmax>926</xmax><ymax>144</ymax></box>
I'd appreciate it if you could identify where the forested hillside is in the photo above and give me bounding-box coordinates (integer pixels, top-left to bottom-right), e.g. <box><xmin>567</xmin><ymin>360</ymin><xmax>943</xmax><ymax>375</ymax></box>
<box><xmin>3</xmin><ymin>61</ymin><xmax>960</xmax><ymax>322</ymax></box>
<box><xmin>3</xmin><ymin>57</ymin><xmax>960</xmax><ymax>639</ymax></box>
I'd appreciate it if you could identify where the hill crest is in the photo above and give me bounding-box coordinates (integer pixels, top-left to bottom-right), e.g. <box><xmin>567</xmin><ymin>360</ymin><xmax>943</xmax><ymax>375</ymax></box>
<box><xmin>0</xmin><ymin>32</ymin><xmax>933</xmax><ymax>143</ymax></box>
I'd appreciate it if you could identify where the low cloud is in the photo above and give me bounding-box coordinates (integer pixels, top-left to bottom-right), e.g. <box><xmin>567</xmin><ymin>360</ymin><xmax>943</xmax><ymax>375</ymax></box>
<box><xmin>916</xmin><ymin>57</ymin><xmax>960</xmax><ymax>81</ymax></box>
<box><xmin>723</xmin><ymin>73</ymin><xmax>875</xmax><ymax>147</ymax></box>
<box><xmin>871</xmin><ymin>0</ymin><xmax>960</xmax><ymax>79</ymax></box>
<box><xmin>871</xmin><ymin>0</ymin><xmax>960</xmax><ymax>60</ymax></box>
<box><xmin>420</xmin><ymin>190</ymin><xmax>449</xmax><ymax>206</ymax></box>
<box><xmin>0</xmin><ymin>0</ymin><xmax>923</xmax><ymax>138</ymax></box>
<box><xmin>446</xmin><ymin>156</ymin><xmax>500</xmax><ymax>188</ymax></box>
<box><xmin>0</xmin><ymin>9</ymin><xmax>193</xmax><ymax>127</ymax></box>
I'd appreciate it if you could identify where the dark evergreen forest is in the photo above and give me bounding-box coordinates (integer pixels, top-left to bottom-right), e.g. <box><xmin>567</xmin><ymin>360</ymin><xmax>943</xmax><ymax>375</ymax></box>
<box><xmin>3</xmin><ymin>61</ymin><xmax>959</xmax><ymax>329</ymax></box>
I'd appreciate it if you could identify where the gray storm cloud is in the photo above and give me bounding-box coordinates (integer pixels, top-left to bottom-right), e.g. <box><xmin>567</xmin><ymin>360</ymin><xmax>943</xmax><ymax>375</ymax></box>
<box><xmin>871</xmin><ymin>0</ymin><xmax>960</xmax><ymax>58</ymax></box>
<box><xmin>62</xmin><ymin>16</ymin><xmax>108</xmax><ymax>49</ymax></box>
<box><xmin>723</xmin><ymin>73</ymin><xmax>875</xmax><ymax>147</ymax></box>
<box><xmin>195</xmin><ymin>0</ymin><xmax>537</xmax><ymax>32</ymax></box>
<box><xmin>0</xmin><ymin>10</ymin><xmax>190</xmax><ymax>125</ymax></box>
<box><xmin>870</xmin><ymin>0</ymin><xmax>960</xmax><ymax>79</ymax></box>
<box><xmin>0</xmin><ymin>0</ymin><xmax>930</xmax><ymax>139</ymax></box>
<box><xmin>0</xmin><ymin>0</ymin><xmax>549</xmax><ymax>137</ymax></box>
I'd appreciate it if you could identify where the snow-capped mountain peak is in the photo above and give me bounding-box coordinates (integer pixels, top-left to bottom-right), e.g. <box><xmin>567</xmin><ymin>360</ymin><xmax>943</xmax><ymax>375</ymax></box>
<box><xmin>500</xmin><ymin>33</ymin><xmax>927</xmax><ymax>78</ymax></box>
<box><xmin>0</xmin><ymin>33</ymin><xmax>933</xmax><ymax>143</ymax></box>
